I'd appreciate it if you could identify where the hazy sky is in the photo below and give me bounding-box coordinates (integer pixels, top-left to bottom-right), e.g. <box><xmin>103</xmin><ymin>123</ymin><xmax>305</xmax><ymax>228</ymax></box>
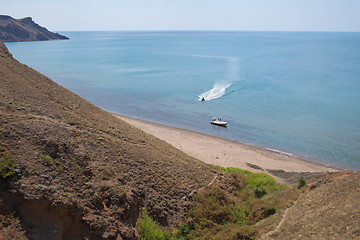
<box><xmin>2</xmin><ymin>0</ymin><xmax>360</xmax><ymax>31</ymax></box>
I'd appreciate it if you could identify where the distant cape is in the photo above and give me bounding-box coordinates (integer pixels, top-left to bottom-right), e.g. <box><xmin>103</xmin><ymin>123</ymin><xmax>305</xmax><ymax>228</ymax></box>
<box><xmin>0</xmin><ymin>15</ymin><xmax>68</xmax><ymax>42</ymax></box>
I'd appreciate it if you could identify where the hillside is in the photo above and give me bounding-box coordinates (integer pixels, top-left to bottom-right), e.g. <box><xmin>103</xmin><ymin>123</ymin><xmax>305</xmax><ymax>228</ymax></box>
<box><xmin>0</xmin><ymin>41</ymin><xmax>217</xmax><ymax>238</ymax></box>
<box><xmin>258</xmin><ymin>172</ymin><xmax>360</xmax><ymax>239</ymax></box>
<box><xmin>0</xmin><ymin>42</ymin><xmax>359</xmax><ymax>240</ymax></box>
<box><xmin>0</xmin><ymin>15</ymin><xmax>68</xmax><ymax>42</ymax></box>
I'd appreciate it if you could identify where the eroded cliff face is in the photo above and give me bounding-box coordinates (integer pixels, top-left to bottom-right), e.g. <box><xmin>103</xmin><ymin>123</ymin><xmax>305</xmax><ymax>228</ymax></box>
<box><xmin>1</xmin><ymin>193</ymin><xmax>104</xmax><ymax>240</ymax></box>
<box><xmin>0</xmin><ymin>15</ymin><xmax>68</xmax><ymax>42</ymax></box>
<box><xmin>0</xmin><ymin>41</ymin><xmax>216</xmax><ymax>239</ymax></box>
<box><xmin>1</xmin><ymin>41</ymin><xmax>359</xmax><ymax>239</ymax></box>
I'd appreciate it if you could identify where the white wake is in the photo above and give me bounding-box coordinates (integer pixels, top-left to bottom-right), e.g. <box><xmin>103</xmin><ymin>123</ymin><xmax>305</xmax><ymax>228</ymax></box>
<box><xmin>198</xmin><ymin>56</ymin><xmax>239</xmax><ymax>101</ymax></box>
<box><xmin>198</xmin><ymin>82</ymin><xmax>232</xmax><ymax>101</ymax></box>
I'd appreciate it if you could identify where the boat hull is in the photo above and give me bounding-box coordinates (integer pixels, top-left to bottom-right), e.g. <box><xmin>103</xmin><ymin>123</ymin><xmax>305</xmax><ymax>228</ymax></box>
<box><xmin>211</xmin><ymin>121</ymin><xmax>227</xmax><ymax>127</ymax></box>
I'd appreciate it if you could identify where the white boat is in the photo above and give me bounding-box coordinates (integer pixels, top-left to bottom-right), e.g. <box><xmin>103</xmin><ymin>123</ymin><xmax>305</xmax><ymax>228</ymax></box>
<box><xmin>211</xmin><ymin>117</ymin><xmax>227</xmax><ymax>127</ymax></box>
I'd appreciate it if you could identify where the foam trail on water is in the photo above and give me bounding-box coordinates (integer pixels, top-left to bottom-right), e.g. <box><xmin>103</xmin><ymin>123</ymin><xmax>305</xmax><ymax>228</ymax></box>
<box><xmin>198</xmin><ymin>56</ymin><xmax>239</xmax><ymax>101</ymax></box>
<box><xmin>167</xmin><ymin>53</ymin><xmax>239</xmax><ymax>101</ymax></box>
<box><xmin>199</xmin><ymin>82</ymin><xmax>232</xmax><ymax>101</ymax></box>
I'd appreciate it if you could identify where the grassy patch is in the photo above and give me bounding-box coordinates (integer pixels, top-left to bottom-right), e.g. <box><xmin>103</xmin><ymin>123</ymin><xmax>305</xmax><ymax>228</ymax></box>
<box><xmin>216</xmin><ymin>166</ymin><xmax>282</xmax><ymax>192</ymax></box>
<box><xmin>175</xmin><ymin>166</ymin><xmax>296</xmax><ymax>239</ymax></box>
<box><xmin>139</xmin><ymin>209</ymin><xmax>171</xmax><ymax>240</ymax></box>
<box><xmin>185</xmin><ymin>185</ymin><xmax>257</xmax><ymax>240</ymax></box>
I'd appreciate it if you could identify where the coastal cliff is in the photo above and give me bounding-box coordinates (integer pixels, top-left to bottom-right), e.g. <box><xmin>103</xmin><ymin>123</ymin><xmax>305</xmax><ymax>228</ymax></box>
<box><xmin>0</xmin><ymin>42</ymin><xmax>359</xmax><ymax>239</ymax></box>
<box><xmin>0</xmin><ymin>41</ymin><xmax>218</xmax><ymax>239</ymax></box>
<box><xmin>0</xmin><ymin>15</ymin><xmax>68</xmax><ymax>42</ymax></box>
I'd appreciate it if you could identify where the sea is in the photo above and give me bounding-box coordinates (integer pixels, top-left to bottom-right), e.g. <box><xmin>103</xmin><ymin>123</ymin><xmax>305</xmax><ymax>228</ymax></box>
<box><xmin>5</xmin><ymin>31</ymin><xmax>360</xmax><ymax>170</ymax></box>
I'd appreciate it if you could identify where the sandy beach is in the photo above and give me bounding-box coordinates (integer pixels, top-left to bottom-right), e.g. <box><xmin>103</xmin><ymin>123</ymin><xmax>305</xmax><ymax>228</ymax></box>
<box><xmin>114</xmin><ymin>114</ymin><xmax>338</xmax><ymax>181</ymax></box>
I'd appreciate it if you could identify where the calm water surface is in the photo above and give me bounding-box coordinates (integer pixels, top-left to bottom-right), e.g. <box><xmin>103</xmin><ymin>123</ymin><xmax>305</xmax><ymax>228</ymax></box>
<box><xmin>6</xmin><ymin>31</ymin><xmax>360</xmax><ymax>169</ymax></box>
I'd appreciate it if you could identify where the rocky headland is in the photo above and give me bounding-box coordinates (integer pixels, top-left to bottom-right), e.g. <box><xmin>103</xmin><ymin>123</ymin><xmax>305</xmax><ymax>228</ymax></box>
<box><xmin>0</xmin><ymin>15</ymin><xmax>68</xmax><ymax>42</ymax></box>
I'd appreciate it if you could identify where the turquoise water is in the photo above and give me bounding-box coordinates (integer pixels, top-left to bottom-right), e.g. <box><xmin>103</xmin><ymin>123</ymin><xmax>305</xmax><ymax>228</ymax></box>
<box><xmin>6</xmin><ymin>31</ymin><xmax>360</xmax><ymax>169</ymax></box>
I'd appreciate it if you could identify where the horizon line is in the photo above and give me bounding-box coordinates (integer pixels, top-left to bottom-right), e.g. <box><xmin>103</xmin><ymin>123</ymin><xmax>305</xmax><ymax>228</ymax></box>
<box><xmin>55</xmin><ymin>29</ymin><xmax>360</xmax><ymax>33</ymax></box>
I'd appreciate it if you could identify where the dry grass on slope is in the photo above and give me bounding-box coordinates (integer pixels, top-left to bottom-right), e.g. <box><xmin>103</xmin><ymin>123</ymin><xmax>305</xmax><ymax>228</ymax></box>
<box><xmin>2</xmin><ymin>42</ymin><xmax>359</xmax><ymax>240</ymax></box>
<box><xmin>0</xmin><ymin>42</ymin><xmax>216</xmax><ymax>239</ymax></box>
<box><xmin>259</xmin><ymin>172</ymin><xmax>360</xmax><ymax>240</ymax></box>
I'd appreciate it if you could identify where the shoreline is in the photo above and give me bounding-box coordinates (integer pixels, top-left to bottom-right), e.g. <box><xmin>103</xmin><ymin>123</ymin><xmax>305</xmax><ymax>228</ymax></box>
<box><xmin>113</xmin><ymin>114</ymin><xmax>340</xmax><ymax>181</ymax></box>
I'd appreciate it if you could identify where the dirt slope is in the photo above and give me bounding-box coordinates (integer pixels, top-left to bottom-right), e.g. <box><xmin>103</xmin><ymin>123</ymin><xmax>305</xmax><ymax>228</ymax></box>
<box><xmin>1</xmin><ymin>41</ymin><xmax>359</xmax><ymax>240</ymax></box>
<box><xmin>0</xmin><ymin>42</ymin><xmax>216</xmax><ymax>239</ymax></box>
<box><xmin>258</xmin><ymin>172</ymin><xmax>360</xmax><ymax>240</ymax></box>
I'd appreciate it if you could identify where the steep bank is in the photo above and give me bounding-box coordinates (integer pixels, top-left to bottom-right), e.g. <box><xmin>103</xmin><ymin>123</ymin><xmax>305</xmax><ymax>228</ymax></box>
<box><xmin>0</xmin><ymin>15</ymin><xmax>68</xmax><ymax>42</ymax></box>
<box><xmin>0</xmin><ymin>41</ymin><xmax>216</xmax><ymax>238</ymax></box>
<box><xmin>259</xmin><ymin>172</ymin><xmax>360</xmax><ymax>239</ymax></box>
<box><xmin>1</xmin><ymin>42</ymin><xmax>359</xmax><ymax>239</ymax></box>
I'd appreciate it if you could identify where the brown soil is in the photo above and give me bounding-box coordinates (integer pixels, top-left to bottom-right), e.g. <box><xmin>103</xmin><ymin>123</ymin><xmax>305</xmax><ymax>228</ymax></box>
<box><xmin>1</xmin><ymin>41</ymin><xmax>359</xmax><ymax>240</ymax></box>
<box><xmin>0</xmin><ymin>41</ymin><xmax>216</xmax><ymax>239</ymax></box>
<box><xmin>258</xmin><ymin>172</ymin><xmax>360</xmax><ymax>240</ymax></box>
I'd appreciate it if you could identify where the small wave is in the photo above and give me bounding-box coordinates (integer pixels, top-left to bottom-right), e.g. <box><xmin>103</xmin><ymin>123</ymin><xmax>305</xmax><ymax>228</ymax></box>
<box><xmin>265</xmin><ymin>148</ymin><xmax>293</xmax><ymax>156</ymax></box>
<box><xmin>198</xmin><ymin>82</ymin><xmax>232</xmax><ymax>101</ymax></box>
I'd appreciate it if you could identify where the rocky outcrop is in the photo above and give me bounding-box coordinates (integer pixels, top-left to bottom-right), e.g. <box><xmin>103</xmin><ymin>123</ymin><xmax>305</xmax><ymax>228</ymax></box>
<box><xmin>0</xmin><ymin>41</ymin><xmax>12</xmax><ymax>58</ymax></box>
<box><xmin>0</xmin><ymin>15</ymin><xmax>68</xmax><ymax>42</ymax></box>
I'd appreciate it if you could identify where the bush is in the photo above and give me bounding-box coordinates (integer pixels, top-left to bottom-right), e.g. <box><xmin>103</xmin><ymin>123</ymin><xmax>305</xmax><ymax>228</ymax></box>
<box><xmin>297</xmin><ymin>176</ymin><xmax>306</xmax><ymax>189</ymax></box>
<box><xmin>179</xmin><ymin>222</ymin><xmax>195</xmax><ymax>236</ymax></box>
<box><xmin>265</xmin><ymin>208</ymin><xmax>276</xmax><ymax>217</ymax></box>
<box><xmin>189</xmin><ymin>187</ymin><xmax>232</xmax><ymax>225</ymax></box>
<box><xmin>182</xmin><ymin>166</ymin><xmax>295</xmax><ymax>239</ymax></box>
<box><xmin>254</xmin><ymin>186</ymin><xmax>267</xmax><ymax>198</ymax></box>
<box><xmin>0</xmin><ymin>155</ymin><xmax>16</xmax><ymax>181</ymax></box>
<box><xmin>139</xmin><ymin>209</ymin><xmax>170</xmax><ymax>240</ymax></box>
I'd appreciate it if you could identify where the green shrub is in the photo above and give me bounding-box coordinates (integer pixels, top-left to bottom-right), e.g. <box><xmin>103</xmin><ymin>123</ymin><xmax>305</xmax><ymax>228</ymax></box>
<box><xmin>265</xmin><ymin>208</ymin><xmax>276</xmax><ymax>217</ymax></box>
<box><xmin>180</xmin><ymin>166</ymin><xmax>295</xmax><ymax>239</ymax></box>
<box><xmin>297</xmin><ymin>176</ymin><xmax>306</xmax><ymax>189</ymax></box>
<box><xmin>179</xmin><ymin>222</ymin><xmax>195</xmax><ymax>236</ymax></box>
<box><xmin>189</xmin><ymin>187</ymin><xmax>232</xmax><ymax>225</ymax></box>
<box><xmin>139</xmin><ymin>209</ymin><xmax>170</xmax><ymax>240</ymax></box>
<box><xmin>254</xmin><ymin>186</ymin><xmax>267</xmax><ymax>198</ymax></box>
<box><xmin>0</xmin><ymin>155</ymin><xmax>16</xmax><ymax>181</ymax></box>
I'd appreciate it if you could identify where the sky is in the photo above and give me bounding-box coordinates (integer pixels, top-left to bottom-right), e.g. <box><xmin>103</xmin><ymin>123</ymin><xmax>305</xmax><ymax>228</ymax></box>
<box><xmin>1</xmin><ymin>0</ymin><xmax>360</xmax><ymax>32</ymax></box>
